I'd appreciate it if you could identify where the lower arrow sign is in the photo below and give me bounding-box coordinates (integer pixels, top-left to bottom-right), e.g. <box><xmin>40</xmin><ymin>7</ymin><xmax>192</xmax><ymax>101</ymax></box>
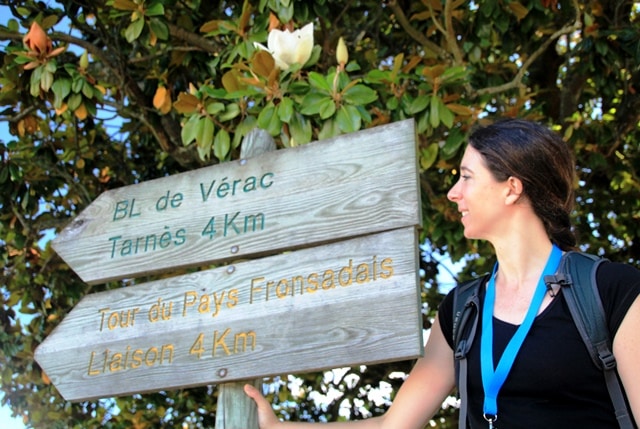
<box><xmin>35</xmin><ymin>227</ymin><xmax>423</xmax><ymax>401</ymax></box>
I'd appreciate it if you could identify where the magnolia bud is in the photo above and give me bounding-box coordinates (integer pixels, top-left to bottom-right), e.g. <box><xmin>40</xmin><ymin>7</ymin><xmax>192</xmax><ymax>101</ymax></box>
<box><xmin>336</xmin><ymin>37</ymin><xmax>348</xmax><ymax>66</ymax></box>
<box><xmin>24</xmin><ymin>21</ymin><xmax>51</xmax><ymax>54</ymax></box>
<box><xmin>79</xmin><ymin>51</ymin><xmax>89</xmax><ymax>70</ymax></box>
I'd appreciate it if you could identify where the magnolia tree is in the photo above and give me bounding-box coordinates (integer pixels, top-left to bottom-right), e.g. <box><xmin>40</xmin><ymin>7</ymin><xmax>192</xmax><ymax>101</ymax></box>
<box><xmin>1</xmin><ymin>0</ymin><xmax>639</xmax><ymax>427</ymax></box>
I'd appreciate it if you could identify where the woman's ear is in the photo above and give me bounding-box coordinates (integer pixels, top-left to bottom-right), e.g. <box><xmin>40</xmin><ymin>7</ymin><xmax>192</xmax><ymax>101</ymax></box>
<box><xmin>505</xmin><ymin>176</ymin><xmax>524</xmax><ymax>205</ymax></box>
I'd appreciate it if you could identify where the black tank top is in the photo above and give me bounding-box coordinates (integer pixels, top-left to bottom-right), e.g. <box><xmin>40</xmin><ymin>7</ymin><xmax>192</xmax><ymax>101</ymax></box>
<box><xmin>439</xmin><ymin>261</ymin><xmax>640</xmax><ymax>429</ymax></box>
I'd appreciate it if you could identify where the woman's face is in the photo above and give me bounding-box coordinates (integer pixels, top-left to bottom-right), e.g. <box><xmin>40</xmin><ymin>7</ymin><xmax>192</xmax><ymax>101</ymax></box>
<box><xmin>447</xmin><ymin>145</ymin><xmax>509</xmax><ymax>240</ymax></box>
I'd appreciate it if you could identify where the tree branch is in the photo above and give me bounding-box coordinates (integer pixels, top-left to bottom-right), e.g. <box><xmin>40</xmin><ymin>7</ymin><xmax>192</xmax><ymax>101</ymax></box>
<box><xmin>167</xmin><ymin>23</ymin><xmax>225</xmax><ymax>54</ymax></box>
<box><xmin>387</xmin><ymin>0</ymin><xmax>449</xmax><ymax>59</ymax></box>
<box><xmin>425</xmin><ymin>0</ymin><xmax>464</xmax><ymax>64</ymax></box>
<box><xmin>475</xmin><ymin>0</ymin><xmax>582</xmax><ymax>97</ymax></box>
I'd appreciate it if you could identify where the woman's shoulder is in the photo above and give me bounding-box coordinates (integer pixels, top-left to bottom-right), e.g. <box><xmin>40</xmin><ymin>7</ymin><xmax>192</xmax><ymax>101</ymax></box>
<box><xmin>595</xmin><ymin>259</ymin><xmax>640</xmax><ymax>335</ymax></box>
<box><xmin>596</xmin><ymin>259</ymin><xmax>640</xmax><ymax>296</ymax></box>
<box><xmin>437</xmin><ymin>275</ymin><xmax>489</xmax><ymax>347</ymax></box>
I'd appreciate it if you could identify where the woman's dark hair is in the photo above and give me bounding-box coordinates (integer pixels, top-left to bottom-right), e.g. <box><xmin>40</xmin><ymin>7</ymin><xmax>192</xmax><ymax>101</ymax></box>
<box><xmin>468</xmin><ymin>118</ymin><xmax>577</xmax><ymax>250</ymax></box>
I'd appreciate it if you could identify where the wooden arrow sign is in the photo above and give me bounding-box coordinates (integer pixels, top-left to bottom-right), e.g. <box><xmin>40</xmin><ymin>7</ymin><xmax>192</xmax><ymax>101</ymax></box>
<box><xmin>36</xmin><ymin>227</ymin><xmax>423</xmax><ymax>402</ymax></box>
<box><xmin>52</xmin><ymin>119</ymin><xmax>420</xmax><ymax>284</ymax></box>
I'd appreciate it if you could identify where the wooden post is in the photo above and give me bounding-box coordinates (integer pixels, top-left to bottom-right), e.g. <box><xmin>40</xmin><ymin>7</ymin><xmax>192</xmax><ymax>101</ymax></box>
<box><xmin>215</xmin><ymin>128</ymin><xmax>276</xmax><ymax>429</ymax></box>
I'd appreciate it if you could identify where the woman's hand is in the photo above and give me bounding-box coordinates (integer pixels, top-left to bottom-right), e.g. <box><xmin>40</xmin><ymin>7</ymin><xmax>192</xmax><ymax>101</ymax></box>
<box><xmin>244</xmin><ymin>383</ymin><xmax>281</xmax><ymax>429</ymax></box>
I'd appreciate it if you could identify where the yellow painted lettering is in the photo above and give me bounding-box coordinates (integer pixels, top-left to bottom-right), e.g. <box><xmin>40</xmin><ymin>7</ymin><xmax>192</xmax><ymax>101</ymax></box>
<box><xmin>130</xmin><ymin>349</ymin><xmax>143</xmax><ymax>368</ymax></box>
<box><xmin>190</xmin><ymin>332</ymin><xmax>205</xmax><ymax>358</ymax></box>
<box><xmin>356</xmin><ymin>263</ymin><xmax>370</xmax><ymax>283</ymax></box>
<box><xmin>109</xmin><ymin>352</ymin><xmax>124</xmax><ymax>372</ymax></box>
<box><xmin>213</xmin><ymin>328</ymin><xmax>231</xmax><ymax>357</ymax></box>
<box><xmin>198</xmin><ymin>294</ymin><xmax>211</xmax><ymax>314</ymax></box>
<box><xmin>87</xmin><ymin>351</ymin><xmax>101</xmax><ymax>376</ymax></box>
<box><xmin>234</xmin><ymin>331</ymin><xmax>257</xmax><ymax>353</ymax></box>
<box><xmin>250</xmin><ymin>277</ymin><xmax>265</xmax><ymax>304</ymax></box>
<box><xmin>182</xmin><ymin>291</ymin><xmax>197</xmax><ymax>316</ymax></box>
<box><xmin>227</xmin><ymin>288</ymin><xmax>239</xmax><ymax>308</ymax></box>
<box><xmin>380</xmin><ymin>257</ymin><xmax>394</xmax><ymax>278</ymax></box>
<box><xmin>338</xmin><ymin>259</ymin><xmax>354</xmax><ymax>286</ymax></box>
<box><xmin>275</xmin><ymin>279</ymin><xmax>290</xmax><ymax>298</ymax></box>
<box><xmin>321</xmin><ymin>270</ymin><xmax>336</xmax><ymax>290</ymax></box>
<box><xmin>212</xmin><ymin>291</ymin><xmax>225</xmax><ymax>317</ymax></box>
<box><xmin>306</xmin><ymin>273</ymin><xmax>319</xmax><ymax>292</ymax></box>
<box><xmin>144</xmin><ymin>347</ymin><xmax>158</xmax><ymax>366</ymax></box>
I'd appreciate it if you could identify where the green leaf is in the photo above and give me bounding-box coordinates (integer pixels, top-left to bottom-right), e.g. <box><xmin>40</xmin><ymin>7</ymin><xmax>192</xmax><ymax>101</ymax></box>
<box><xmin>257</xmin><ymin>103</ymin><xmax>282</xmax><ymax>135</ymax></box>
<box><xmin>233</xmin><ymin>116</ymin><xmax>257</xmax><ymax>149</ymax></box>
<box><xmin>149</xmin><ymin>17</ymin><xmax>169</xmax><ymax>40</ymax></box>
<box><xmin>52</xmin><ymin>79</ymin><xmax>71</xmax><ymax>108</ymax></box>
<box><xmin>438</xmin><ymin>101</ymin><xmax>455</xmax><ymax>128</ymax></box>
<box><xmin>318</xmin><ymin>98</ymin><xmax>336</xmax><ymax>119</ymax></box>
<box><xmin>181</xmin><ymin>114</ymin><xmax>200</xmax><ymax>146</ymax></box>
<box><xmin>0</xmin><ymin>165</ymin><xmax>7</xmax><ymax>184</ymax></box>
<box><xmin>218</xmin><ymin>103</ymin><xmax>241</xmax><ymax>121</ymax></box>
<box><xmin>81</xmin><ymin>81</ymin><xmax>94</xmax><ymax>98</ymax></box>
<box><xmin>40</xmin><ymin>70</ymin><xmax>54</xmax><ymax>92</ymax></box>
<box><xmin>12</xmin><ymin>54</ymin><xmax>34</xmax><ymax>65</ymax></box>
<box><xmin>72</xmin><ymin>79</ymin><xmax>84</xmax><ymax>96</ymax></box>
<box><xmin>9</xmin><ymin>162</ymin><xmax>22</xmax><ymax>181</ymax></box>
<box><xmin>67</xmin><ymin>93</ymin><xmax>82</xmax><ymax>111</ymax></box>
<box><xmin>213</xmin><ymin>129</ymin><xmax>230</xmax><ymax>161</ymax></box>
<box><xmin>407</xmin><ymin>95</ymin><xmax>430</xmax><ymax>115</ymax></box>
<box><xmin>277</xmin><ymin>97</ymin><xmax>294</xmax><ymax>122</ymax></box>
<box><xmin>29</xmin><ymin>66</ymin><xmax>42</xmax><ymax>96</ymax></box>
<box><xmin>44</xmin><ymin>61</ymin><xmax>57</xmax><ymax>73</ymax></box>
<box><xmin>430</xmin><ymin>95</ymin><xmax>444</xmax><ymax>128</ymax></box>
<box><xmin>318</xmin><ymin>118</ymin><xmax>340</xmax><ymax>140</ymax></box>
<box><xmin>441</xmin><ymin>127</ymin><xmax>466</xmax><ymax>159</ymax></box>
<box><xmin>308</xmin><ymin>72</ymin><xmax>332</xmax><ymax>93</ymax></box>
<box><xmin>206</xmin><ymin>102</ymin><xmax>225</xmax><ymax>115</ymax></box>
<box><xmin>289</xmin><ymin>112</ymin><xmax>312</xmax><ymax>146</ymax></box>
<box><xmin>299</xmin><ymin>93</ymin><xmax>331</xmax><ymax>115</ymax></box>
<box><xmin>125</xmin><ymin>18</ymin><xmax>145</xmax><ymax>43</ymax></box>
<box><xmin>342</xmin><ymin>84</ymin><xmax>377</xmax><ymax>106</ymax></box>
<box><xmin>421</xmin><ymin>143</ymin><xmax>439</xmax><ymax>170</ymax></box>
<box><xmin>440</xmin><ymin>65</ymin><xmax>468</xmax><ymax>83</ymax></box>
<box><xmin>196</xmin><ymin>117</ymin><xmax>215</xmax><ymax>159</ymax></box>
<box><xmin>145</xmin><ymin>2</ymin><xmax>165</xmax><ymax>16</ymax></box>
<box><xmin>336</xmin><ymin>105</ymin><xmax>360</xmax><ymax>133</ymax></box>
<box><xmin>365</xmin><ymin>69</ymin><xmax>390</xmax><ymax>84</ymax></box>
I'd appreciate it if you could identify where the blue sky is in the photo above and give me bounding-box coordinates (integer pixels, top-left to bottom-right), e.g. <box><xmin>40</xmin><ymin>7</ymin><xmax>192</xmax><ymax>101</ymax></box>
<box><xmin>1</xmin><ymin>6</ymin><xmax>29</xmax><ymax>429</ymax></box>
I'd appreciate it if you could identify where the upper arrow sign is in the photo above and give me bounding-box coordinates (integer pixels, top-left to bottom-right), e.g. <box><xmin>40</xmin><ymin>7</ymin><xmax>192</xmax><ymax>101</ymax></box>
<box><xmin>52</xmin><ymin>119</ymin><xmax>420</xmax><ymax>284</ymax></box>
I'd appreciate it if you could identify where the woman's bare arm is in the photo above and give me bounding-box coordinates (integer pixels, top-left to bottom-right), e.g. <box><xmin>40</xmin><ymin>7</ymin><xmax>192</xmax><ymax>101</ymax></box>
<box><xmin>613</xmin><ymin>295</ymin><xmax>640</xmax><ymax>425</ymax></box>
<box><xmin>245</xmin><ymin>315</ymin><xmax>456</xmax><ymax>429</ymax></box>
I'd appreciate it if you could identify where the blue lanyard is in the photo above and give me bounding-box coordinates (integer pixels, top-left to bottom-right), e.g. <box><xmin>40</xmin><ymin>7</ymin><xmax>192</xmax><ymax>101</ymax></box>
<box><xmin>480</xmin><ymin>244</ymin><xmax>562</xmax><ymax>424</ymax></box>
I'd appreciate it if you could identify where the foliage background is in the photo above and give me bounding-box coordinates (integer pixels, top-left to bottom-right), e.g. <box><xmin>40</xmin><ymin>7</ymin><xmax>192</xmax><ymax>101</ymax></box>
<box><xmin>1</xmin><ymin>0</ymin><xmax>639</xmax><ymax>427</ymax></box>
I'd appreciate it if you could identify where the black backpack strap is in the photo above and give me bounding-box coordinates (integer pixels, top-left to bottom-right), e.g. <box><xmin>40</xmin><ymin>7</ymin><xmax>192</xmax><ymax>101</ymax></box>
<box><xmin>544</xmin><ymin>251</ymin><xmax>634</xmax><ymax>429</ymax></box>
<box><xmin>452</xmin><ymin>276</ymin><xmax>485</xmax><ymax>429</ymax></box>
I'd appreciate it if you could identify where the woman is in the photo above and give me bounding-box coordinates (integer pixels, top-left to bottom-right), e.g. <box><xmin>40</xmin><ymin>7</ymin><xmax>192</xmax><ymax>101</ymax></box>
<box><xmin>245</xmin><ymin>119</ymin><xmax>640</xmax><ymax>428</ymax></box>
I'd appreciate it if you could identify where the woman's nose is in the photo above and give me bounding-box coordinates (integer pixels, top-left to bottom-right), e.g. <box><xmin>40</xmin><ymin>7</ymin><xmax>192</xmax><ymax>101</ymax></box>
<box><xmin>447</xmin><ymin>181</ymin><xmax>460</xmax><ymax>202</ymax></box>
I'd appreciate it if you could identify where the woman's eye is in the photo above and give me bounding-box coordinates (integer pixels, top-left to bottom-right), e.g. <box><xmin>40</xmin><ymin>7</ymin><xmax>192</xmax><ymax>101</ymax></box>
<box><xmin>461</xmin><ymin>175</ymin><xmax>471</xmax><ymax>181</ymax></box>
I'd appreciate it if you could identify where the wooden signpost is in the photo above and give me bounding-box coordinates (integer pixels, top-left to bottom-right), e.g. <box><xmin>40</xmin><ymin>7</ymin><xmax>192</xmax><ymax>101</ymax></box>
<box><xmin>35</xmin><ymin>119</ymin><xmax>423</xmax><ymax>427</ymax></box>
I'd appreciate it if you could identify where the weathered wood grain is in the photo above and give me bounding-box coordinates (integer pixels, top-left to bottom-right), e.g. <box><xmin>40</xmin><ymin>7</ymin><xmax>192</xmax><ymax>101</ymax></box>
<box><xmin>35</xmin><ymin>227</ymin><xmax>423</xmax><ymax>402</ymax></box>
<box><xmin>52</xmin><ymin>119</ymin><xmax>420</xmax><ymax>284</ymax></box>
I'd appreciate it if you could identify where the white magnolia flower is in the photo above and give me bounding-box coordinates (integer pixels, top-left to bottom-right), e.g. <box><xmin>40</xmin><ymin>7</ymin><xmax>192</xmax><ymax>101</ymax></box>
<box><xmin>254</xmin><ymin>23</ymin><xmax>314</xmax><ymax>71</ymax></box>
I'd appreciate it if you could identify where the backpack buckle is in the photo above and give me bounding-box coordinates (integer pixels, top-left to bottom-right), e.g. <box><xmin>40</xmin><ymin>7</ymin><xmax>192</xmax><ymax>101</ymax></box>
<box><xmin>544</xmin><ymin>273</ymin><xmax>571</xmax><ymax>287</ymax></box>
<box><xmin>599</xmin><ymin>351</ymin><xmax>617</xmax><ymax>370</ymax></box>
<box><xmin>454</xmin><ymin>340</ymin><xmax>467</xmax><ymax>360</ymax></box>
